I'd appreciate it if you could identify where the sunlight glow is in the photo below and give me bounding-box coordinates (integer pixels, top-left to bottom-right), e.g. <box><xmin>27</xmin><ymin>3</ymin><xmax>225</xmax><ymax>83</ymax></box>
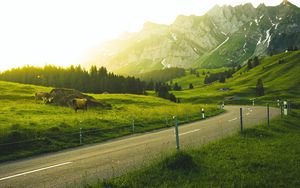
<box><xmin>0</xmin><ymin>0</ymin><xmax>298</xmax><ymax>71</ymax></box>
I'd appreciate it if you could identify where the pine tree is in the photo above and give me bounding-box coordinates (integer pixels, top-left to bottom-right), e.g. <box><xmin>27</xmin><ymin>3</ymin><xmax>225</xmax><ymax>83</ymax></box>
<box><xmin>253</xmin><ymin>56</ymin><xmax>260</xmax><ymax>67</ymax></box>
<box><xmin>256</xmin><ymin>79</ymin><xmax>265</xmax><ymax>96</ymax></box>
<box><xmin>169</xmin><ymin>93</ymin><xmax>177</xmax><ymax>103</ymax></box>
<box><xmin>204</xmin><ymin>75</ymin><xmax>209</xmax><ymax>84</ymax></box>
<box><xmin>173</xmin><ymin>83</ymin><xmax>182</xmax><ymax>91</ymax></box>
<box><xmin>219</xmin><ymin>75</ymin><xmax>226</xmax><ymax>83</ymax></box>
<box><xmin>247</xmin><ymin>59</ymin><xmax>253</xmax><ymax>70</ymax></box>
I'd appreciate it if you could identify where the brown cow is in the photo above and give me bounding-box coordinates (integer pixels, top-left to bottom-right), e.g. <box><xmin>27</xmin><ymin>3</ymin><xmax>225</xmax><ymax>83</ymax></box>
<box><xmin>72</xmin><ymin>98</ymin><xmax>88</xmax><ymax>112</ymax></box>
<box><xmin>35</xmin><ymin>92</ymin><xmax>53</xmax><ymax>104</ymax></box>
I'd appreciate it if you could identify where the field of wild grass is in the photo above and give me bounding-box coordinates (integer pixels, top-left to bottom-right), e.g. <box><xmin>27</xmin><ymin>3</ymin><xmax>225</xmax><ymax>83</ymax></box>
<box><xmin>0</xmin><ymin>81</ymin><xmax>222</xmax><ymax>162</ymax></box>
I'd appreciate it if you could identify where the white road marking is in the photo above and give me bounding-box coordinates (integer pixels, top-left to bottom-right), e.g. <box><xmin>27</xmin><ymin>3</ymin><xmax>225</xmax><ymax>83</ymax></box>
<box><xmin>179</xmin><ymin>129</ymin><xmax>201</xmax><ymax>136</ymax></box>
<box><xmin>0</xmin><ymin>162</ymin><xmax>73</xmax><ymax>181</ymax></box>
<box><xmin>228</xmin><ymin>118</ymin><xmax>238</xmax><ymax>122</ymax></box>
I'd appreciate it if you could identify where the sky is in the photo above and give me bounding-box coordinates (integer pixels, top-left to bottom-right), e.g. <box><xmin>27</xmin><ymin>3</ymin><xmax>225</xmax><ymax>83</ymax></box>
<box><xmin>0</xmin><ymin>0</ymin><xmax>299</xmax><ymax>71</ymax></box>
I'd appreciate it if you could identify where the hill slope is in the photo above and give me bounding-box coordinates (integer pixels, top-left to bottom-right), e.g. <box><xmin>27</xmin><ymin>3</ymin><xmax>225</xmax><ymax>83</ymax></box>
<box><xmin>172</xmin><ymin>50</ymin><xmax>300</xmax><ymax>104</ymax></box>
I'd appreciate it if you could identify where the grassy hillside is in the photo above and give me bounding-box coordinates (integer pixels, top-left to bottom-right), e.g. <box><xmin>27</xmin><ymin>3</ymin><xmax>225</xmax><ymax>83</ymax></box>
<box><xmin>0</xmin><ymin>81</ymin><xmax>222</xmax><ymax>162</ymax></box>
<box><xmin>172</xmin><ymin>50</ymin><xmax>300</xmax><ymax>105</ymax></box>
<box><xmin>171</xmin><ymin>68</ymin><xmax>227</xmax><ymax>89</ymax></box>
<box><xmin>94</xmin><ymin>110</ymin><xmax>300</xmax><ymax>188</ymax></box>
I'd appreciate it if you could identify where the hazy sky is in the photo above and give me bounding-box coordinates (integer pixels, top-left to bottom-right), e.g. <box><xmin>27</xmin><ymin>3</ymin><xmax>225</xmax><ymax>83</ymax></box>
<box><xmin>0</xmin><ymin>0</ymin><xmax>299</xmax><ymax>71</ymax></box>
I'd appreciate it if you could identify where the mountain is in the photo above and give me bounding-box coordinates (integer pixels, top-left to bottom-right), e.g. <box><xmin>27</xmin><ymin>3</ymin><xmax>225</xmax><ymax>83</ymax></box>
<box><xmin>85</xmin><ymin>1</ymin><xmax>300</xmax><ymax>75</ymax></box>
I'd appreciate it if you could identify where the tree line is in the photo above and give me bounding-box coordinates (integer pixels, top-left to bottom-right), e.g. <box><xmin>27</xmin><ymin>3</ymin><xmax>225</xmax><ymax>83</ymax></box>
<box><xmin>204</xmin><ymin>68</ymin><xmax>236</xmax><ymax>84</ymax></box>
<box><xmin>0</xmin><ymin>65</ymin><xmax>145</xmax><ymax>94</ymax></box>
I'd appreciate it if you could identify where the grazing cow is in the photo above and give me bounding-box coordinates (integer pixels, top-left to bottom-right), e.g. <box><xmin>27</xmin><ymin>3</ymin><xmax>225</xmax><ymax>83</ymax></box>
<box><xmin>35</xmin><ymin>92</ymin><xmax>53</xmax><ymax>104</ymax></box>
<box><xmin>72</xmin><ymin>98</ymin><xmax>88</xmax><ymax>112</ymax></box>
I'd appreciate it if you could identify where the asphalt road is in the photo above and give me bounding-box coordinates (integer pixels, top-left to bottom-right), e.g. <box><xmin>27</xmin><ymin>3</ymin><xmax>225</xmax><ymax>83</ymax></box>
<box><xmin>0</xmin><ymin>105</ymin><xmax>280</xmax><ymax>188</ymax></box>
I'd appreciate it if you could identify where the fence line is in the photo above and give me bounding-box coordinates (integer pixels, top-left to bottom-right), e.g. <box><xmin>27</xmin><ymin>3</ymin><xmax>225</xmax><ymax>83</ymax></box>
<box><xmin>0</xmin><ymin>100</ymin><xmax>291</xmax><ymax>152</ymax></box>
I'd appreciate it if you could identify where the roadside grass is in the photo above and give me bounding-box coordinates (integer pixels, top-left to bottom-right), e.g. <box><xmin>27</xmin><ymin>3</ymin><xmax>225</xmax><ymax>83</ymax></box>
<box><xmin>94</xmin><ymin>110</ymin><xmax>300</xmax><ymax>188</ymax></box>
<box><xmin>0</xmin><ymin>81</ymin><xmax>223</xmax><ymax>162</ymax></box>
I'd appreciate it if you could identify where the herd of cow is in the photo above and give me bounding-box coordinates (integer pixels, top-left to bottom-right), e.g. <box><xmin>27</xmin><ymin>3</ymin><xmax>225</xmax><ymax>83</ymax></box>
<box><xmin>35</xmin><ymin>91</ymin><xmax>88</xmax><ymax>112</ymax></box>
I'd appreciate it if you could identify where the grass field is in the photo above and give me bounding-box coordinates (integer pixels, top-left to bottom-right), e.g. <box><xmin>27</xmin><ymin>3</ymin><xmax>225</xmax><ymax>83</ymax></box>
<box><xmin>0</xmin><ymin>81</ymin><xmax>222</xmax><ymax>162</ymax></box>
<box><xmin>94</xmin><ymin>110</ymin><xmax>300</xmax><ymax>188</ymax></box>
<box><xmin>171</xmin><ymin>50</ymin><xmax>300</xmax><ymax>105</ymax></box>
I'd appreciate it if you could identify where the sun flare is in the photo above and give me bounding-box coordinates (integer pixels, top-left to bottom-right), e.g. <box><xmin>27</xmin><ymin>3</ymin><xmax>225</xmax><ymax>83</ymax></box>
<box><xmin>0</xmin><ymin>0</ymin><xmax>297</xmax><ymax>71</ymax></box>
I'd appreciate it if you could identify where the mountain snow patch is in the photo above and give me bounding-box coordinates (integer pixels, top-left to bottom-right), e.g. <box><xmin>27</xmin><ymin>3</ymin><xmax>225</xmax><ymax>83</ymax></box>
<box><xmin>257</xmin><ymin>35</ymin><xmax>262</xmax><ymax>45</ymax></box>
<box><xmin>243</xmin><ymin>42</ymin><xmax>247</xmax><ymax>53</ymax></box>
<box><xmin>171</xmin><ymin>33</ymin><xmax>177</xmax><ymax>41</ymax></box>
<box><xmin>263</xmin><ymin>28</ymin><xmax>272</xmax><ymax>47</ymax></box>
<box><xmin>269</xmin><ymin>17</ymin><xmax>275</xmax><ymax>26</ymax></box>
<box><xmin>212</xmin><ymin>21</ymin><xmax>218</xmax><ymax>29</ymax></box>
<box><xmin>259</xmin><ymin>15</ymin><xmax>264</xmax><ymax>22</ymax></box>
<box><xmin>161</xmin><ymin>58</ymin><xmax>171</xmax><ymax>69</ymax></box>
<box><xmin>210</xmin><ymin>37</ymin><xmax>229</xmax><ymax>53</ymax></box>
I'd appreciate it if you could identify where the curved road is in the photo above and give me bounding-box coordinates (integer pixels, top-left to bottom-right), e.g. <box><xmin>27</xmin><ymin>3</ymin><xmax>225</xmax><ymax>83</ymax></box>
<box><xmin>0</xmin><ymin>105</ymin><xmax>280</xmax><ymax>188</ymax></box>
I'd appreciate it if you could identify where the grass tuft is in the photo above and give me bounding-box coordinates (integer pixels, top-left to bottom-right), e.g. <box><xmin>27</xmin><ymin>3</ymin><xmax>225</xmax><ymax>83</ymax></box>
<box><xmin>163</xmin><ymin>152</ymin><xmax>197</xmax><ymax>172</ymax></box>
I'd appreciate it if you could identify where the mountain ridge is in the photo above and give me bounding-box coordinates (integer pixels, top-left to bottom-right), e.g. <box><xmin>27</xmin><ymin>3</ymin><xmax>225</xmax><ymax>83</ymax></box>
<box><xmin>85</xmin><ymin>1</ymin><xmax>300</xmax><ymax>75</ymax></box>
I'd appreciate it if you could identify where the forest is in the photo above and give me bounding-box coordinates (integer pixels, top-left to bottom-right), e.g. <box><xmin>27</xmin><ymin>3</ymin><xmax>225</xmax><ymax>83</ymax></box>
<box><xmin>0</xmin><ymin>65</ymin><xmax>145</xmax><ymax>94</ymax></box>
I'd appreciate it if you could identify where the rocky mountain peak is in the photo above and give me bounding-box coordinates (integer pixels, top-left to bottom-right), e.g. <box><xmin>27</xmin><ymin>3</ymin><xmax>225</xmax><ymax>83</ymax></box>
<box><xmin>87</xmin><ymin>1</ymin><xmax>300</xmax><ymax>74</ymax></box>
<box><xmin>282</xmin><ymin>0</ymin><xmax>289</xmax><ymax>5</ymax></box>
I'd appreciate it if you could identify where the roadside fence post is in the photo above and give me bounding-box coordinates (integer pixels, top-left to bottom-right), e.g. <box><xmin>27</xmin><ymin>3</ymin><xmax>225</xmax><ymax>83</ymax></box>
<box><xmin>202</xmin><ymin>108</ymin><xmax>205</xmax><ymax>119</ymax></box>
<box><xmin>283</xmin><ymin>101</ymin><xmax>288</xmax><ymax>116</ymax></box>
<box><xmin>174</xmin><ymin>116</ymin><xmax>180</xmax><ymax>151</ymax></box>
<box><xmin>267</xmin><ymin>103</ymin><xmax>270</xmax><ymax>126</ymax></box>
<box><xmin>240</xmin><ymin>108</ymin><xmax>243</xmax><ymax>132</ymax></box>
<box><xmin>80</xmin><ymin>128</ymin><xmax>82</xmax><ymax>145</ymax></box>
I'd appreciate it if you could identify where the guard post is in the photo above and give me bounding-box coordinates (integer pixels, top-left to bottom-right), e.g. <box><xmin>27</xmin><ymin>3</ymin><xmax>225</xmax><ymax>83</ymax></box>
<box><xmin>283</xmin><ymin>101</ymin><xmax>288</xmax><ymax>116</ymax></box>
<box><xmin>201</xmin><ymin>108</ymin><xmax>205</xmax><ymax>119</ymax></box>
<box><xmin>240</xmin><ymin>108</ymin><xmax>243</xmax><ymax>132</ymax></box>
<box><xmin>174</xmin><ymin>116</ymin><xmax>180</xmax><ymax>151</ymax></box>
<box><xmin>79</xmin><ymin>128</ymin><xmax>82</xmax><ymax>145</ymax></box>
<box><xmin>251</xmin><ymin>98</ymin><xmax>255</xmax><ymax>106</ymax></box>
<box><xmin>132</xmin><ymin>119</ymin><xmax>135</xmax><ymax>133</ymax></box>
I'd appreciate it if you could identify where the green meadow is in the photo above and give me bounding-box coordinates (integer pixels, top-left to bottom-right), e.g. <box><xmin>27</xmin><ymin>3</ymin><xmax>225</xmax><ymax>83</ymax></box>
<box><xmin>172</xmin><ymin>51</ymin><xmax>300</xmax><ymax>105</ymax></box>
<box><xmin>0</xmin><ymin>81</ymin><xmax>222</xmax><ymax>162</ymax></box>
